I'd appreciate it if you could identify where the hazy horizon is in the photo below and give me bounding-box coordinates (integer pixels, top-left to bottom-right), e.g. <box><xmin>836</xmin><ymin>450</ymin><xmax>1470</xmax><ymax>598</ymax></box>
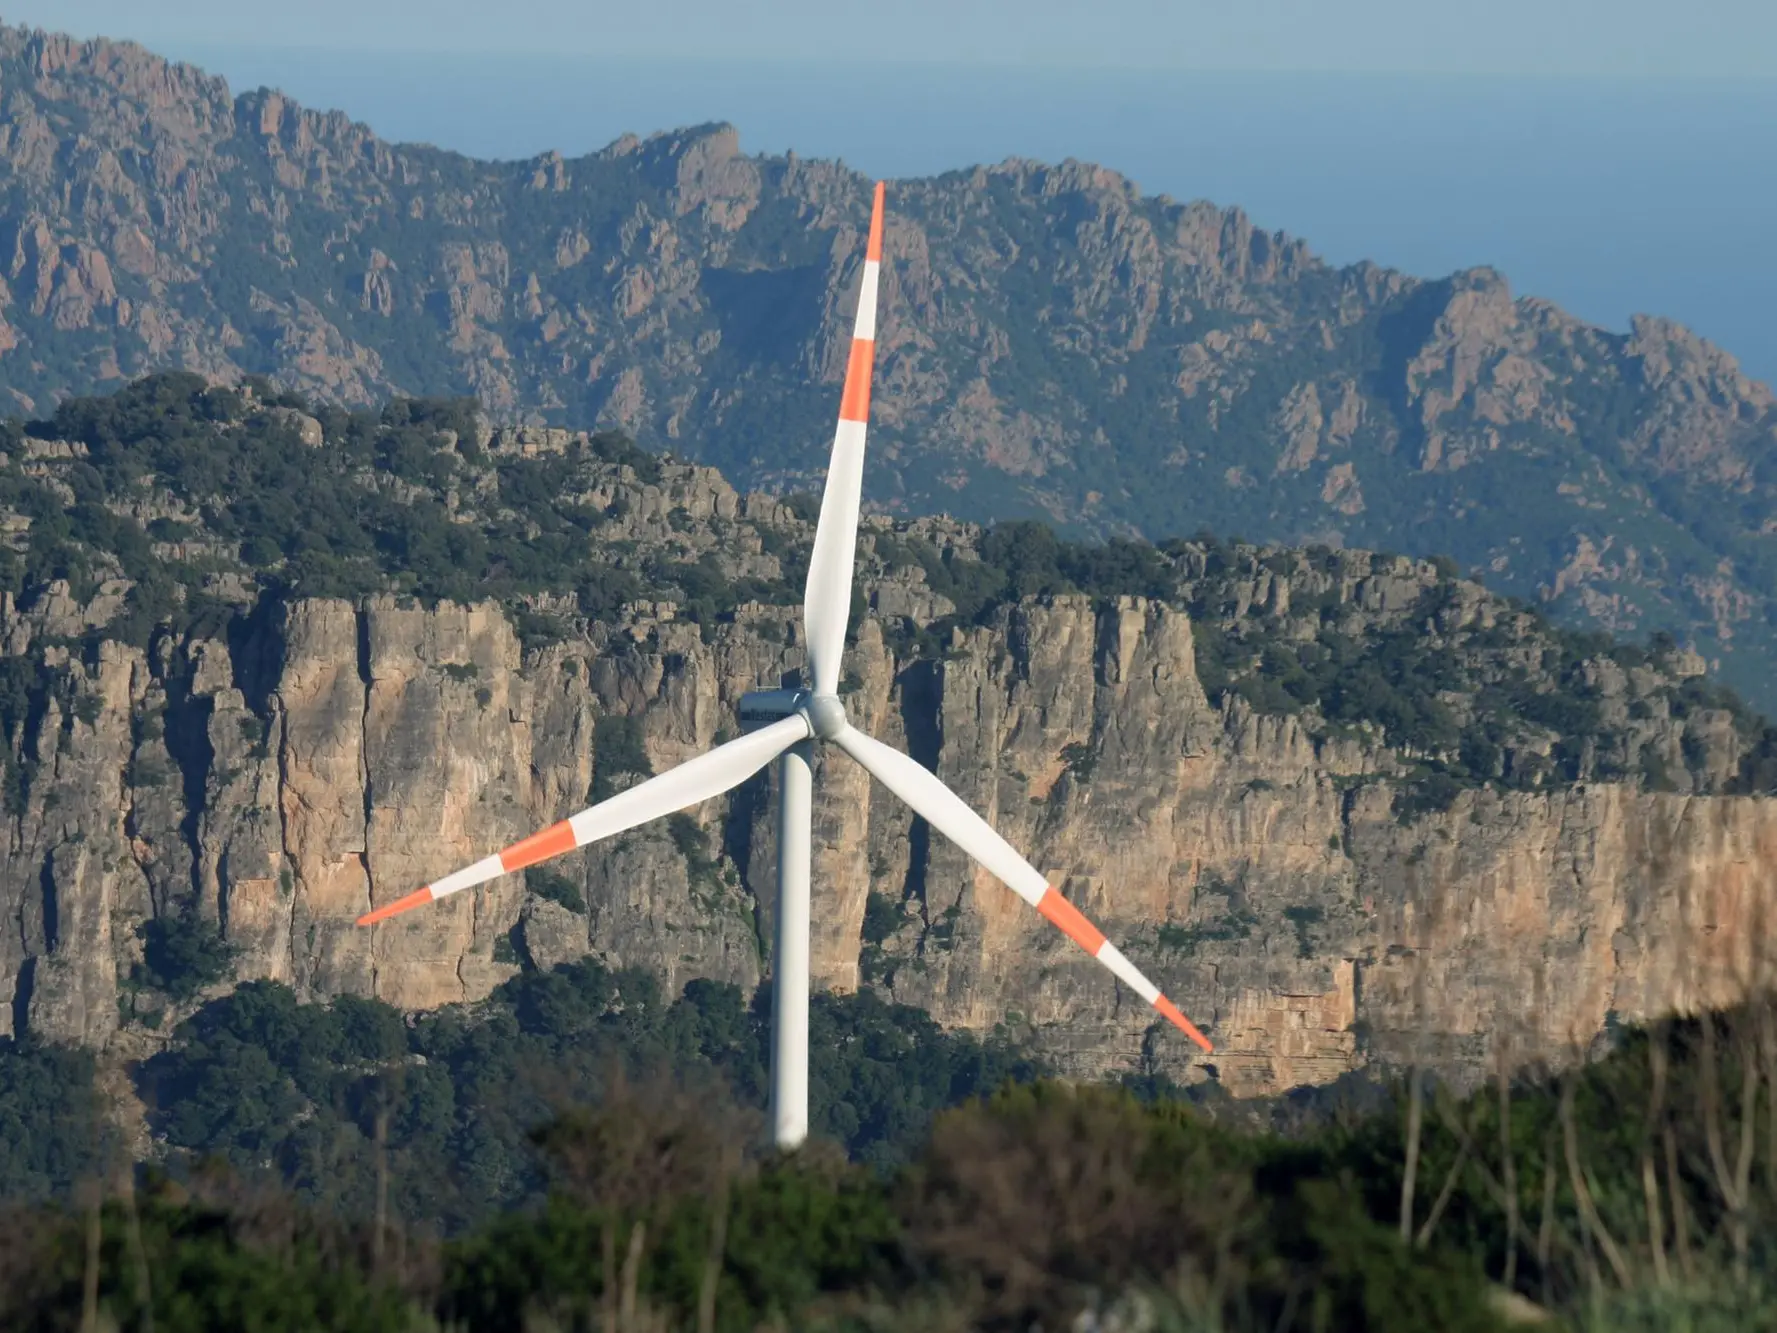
<box><xmin>39</xmin><ymin>0</ymin><xmax>1777</xmax><ymax>75</ymax></box>
<box><xmin>105</xmin><ymin>43</ymin><xmax>1769</xmax><ymax>390</ymax></box>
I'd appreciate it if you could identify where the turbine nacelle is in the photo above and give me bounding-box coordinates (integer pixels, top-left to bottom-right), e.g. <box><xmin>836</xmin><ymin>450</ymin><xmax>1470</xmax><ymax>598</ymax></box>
<box><xmin>736</xmin><ymin>688</ymin><xmax>848</xmax><ymax>740</ymax></box>
<box><xmin>736</xmin><ymin>688</ymin><xmax>805</xmax><ymax>733</ymax></box>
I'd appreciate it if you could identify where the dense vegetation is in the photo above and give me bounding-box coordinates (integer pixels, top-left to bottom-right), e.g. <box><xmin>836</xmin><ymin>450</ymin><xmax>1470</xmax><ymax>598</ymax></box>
<box><xmin>0</xmin><ymin>1038</ymin><xmax>104</xmax><ymax>1201</ymax></box>
<box><xmin>8</xmin><ymin>977</ymin><xmax>1777</xmax><ymax>1329</ymax></box>
<box><xmin>78</xmin><ymin>960</ymin><xmax>1034</xmax><ymax>1236</ymax></box>
<box><xmin>2</xmin><ymin>374</ymin><xmax>679</xmax><ymax>620</ymax></box>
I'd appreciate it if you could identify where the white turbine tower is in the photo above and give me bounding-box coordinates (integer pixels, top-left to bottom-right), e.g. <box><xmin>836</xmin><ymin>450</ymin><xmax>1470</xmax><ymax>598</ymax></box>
<box><xmin>357</xmin><ymin>182</ymin><xmax>1213</xmax><ymax>1148</ymax></box>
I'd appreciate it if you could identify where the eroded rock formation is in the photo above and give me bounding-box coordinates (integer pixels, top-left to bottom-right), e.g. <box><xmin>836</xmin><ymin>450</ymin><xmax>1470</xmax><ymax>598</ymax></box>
<box><xmin>6</xmin><ymin>572</ymin><xmax>1774</xmax><ymax>1099</ymax></box>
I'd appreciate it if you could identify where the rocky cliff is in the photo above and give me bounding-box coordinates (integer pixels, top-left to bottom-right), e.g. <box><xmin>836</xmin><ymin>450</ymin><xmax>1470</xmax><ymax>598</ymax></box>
<box><xmin>5</xmin><ymin>24</ymin><xmax>1777</xmax><ymax>710</ymax></box>
<box><xmin>6</xmin><ymin>388</ymin><xmax>1777</xmax><ymax>1096</ymax></box>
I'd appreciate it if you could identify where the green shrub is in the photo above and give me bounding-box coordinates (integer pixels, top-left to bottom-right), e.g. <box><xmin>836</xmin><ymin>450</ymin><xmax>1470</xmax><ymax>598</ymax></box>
<box><xmin>591</xmin><ymin>714</ymin><xmax>653</xmax><ymax>801</ymax></box>
<box><xmin>133</xmin><ymin>915</ymin><xmax>237</xmax><ymax>1001</ymax></box>
<box><xmin>528</xmin><ymin>868</ymin><xmax>586</xmax><ymax>914</ymax></box>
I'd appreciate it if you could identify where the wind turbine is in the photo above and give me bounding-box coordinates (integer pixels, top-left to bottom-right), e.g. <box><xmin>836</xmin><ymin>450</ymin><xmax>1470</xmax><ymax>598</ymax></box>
<box><xmin>357</xmin><ymin>182</ymin><xmax>1213</xmax><ymax>1147</ymax></box>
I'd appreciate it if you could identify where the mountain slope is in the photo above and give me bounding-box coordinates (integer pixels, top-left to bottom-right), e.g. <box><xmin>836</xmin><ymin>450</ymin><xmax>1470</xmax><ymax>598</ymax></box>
<box><xmin>5</xmin><ymin>376</ymin><xmax>1777</xmax><ymax>1098</ymax></box>
<box><xmin>4</xmin><ymin>25</ymin><xmax>1777</xmax><ymax>708</ymax></box>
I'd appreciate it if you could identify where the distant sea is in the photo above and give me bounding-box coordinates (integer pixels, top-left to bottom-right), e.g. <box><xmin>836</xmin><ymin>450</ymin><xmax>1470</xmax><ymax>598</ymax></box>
<box><xmin>169</xmin><ymin>48</ymin><xmax>1777</xmax><ymax>388</ymax></box>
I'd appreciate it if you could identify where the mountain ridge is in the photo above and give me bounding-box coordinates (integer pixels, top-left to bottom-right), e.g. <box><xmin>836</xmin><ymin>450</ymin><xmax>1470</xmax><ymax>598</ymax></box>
<box><xmin>4</xmin><ymin>23</ymin><xmax>1777</xmax><ymax>712</ymax></box>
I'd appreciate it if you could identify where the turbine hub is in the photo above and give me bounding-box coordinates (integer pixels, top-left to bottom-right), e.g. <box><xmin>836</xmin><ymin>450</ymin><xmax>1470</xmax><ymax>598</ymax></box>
<box><xmin>804</xmin><ymin>693</ymin><xmax>848</xmax><ymax>740</ymax></box>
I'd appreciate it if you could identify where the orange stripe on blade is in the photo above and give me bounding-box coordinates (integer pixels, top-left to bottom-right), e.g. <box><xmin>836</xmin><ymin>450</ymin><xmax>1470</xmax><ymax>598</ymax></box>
<box><xmin>1036</xmin><ymin>885</ymin><xmax>1107</xmax><ymax>955</ymax></box>
<box><xmin>838</xmin><ymin>337</ymin><xmax>875</xmax><ymax>424</ymax></box>
<box><xmin>1154</xmin><ymin>995</ymin><xmax>1214</xmax><ymax>1053</ymax></box>
<box><xmin>357</xmin><ymin>886</ymin><xmax>435</xmax><ymax>927</ymax></box>
<box><xmin>866</xmin><ymin>181</ymin><xmax>885</xmax><ymax>262</ymax></box>
<box><xmin>498</xmin><ymin>820</ymin><xmax>579</xmax><ymax>872</ymax></box>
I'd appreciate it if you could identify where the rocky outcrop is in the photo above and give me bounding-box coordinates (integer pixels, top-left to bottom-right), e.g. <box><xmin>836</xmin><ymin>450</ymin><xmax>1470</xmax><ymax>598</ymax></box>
<box><xmin>5</xmin><ymin>570</ymin><xmax>1776</xmax><ymax>1099</ymax></box>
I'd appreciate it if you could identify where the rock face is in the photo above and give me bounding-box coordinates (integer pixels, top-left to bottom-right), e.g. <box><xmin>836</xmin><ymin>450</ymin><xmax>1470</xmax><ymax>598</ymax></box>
<box><xmin>6</xmin><ymin>25</ymin><xmax>1777</xmax><ymax>709</ymax></box>
<box><xmin>6</xmin><ymin>571</ymin><xmax>1776</xmax><ymax>1098</ymax></box>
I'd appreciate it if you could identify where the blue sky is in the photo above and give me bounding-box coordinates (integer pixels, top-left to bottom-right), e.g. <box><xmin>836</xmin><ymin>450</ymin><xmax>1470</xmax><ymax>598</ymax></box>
<box><xmin>33</xmin><ymin>0</ymin><xmax>1777</xmax><ymax>75</ymax></box>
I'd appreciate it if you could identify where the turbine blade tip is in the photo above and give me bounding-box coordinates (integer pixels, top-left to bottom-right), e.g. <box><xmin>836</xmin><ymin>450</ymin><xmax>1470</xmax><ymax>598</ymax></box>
<box><xmin>356</xmin><ymin>886</ymin><xmax>434</xmax><ymax>927</ymax></box>
<box><xmin>1155</xmin><ymin>995</ymin><xmax>1214</xmax><ymax>1053</ymax></box>
<box><xmin>866</xmin><ymin>184</ymin><xmax>885</xmax><ymax>261</ymax></box>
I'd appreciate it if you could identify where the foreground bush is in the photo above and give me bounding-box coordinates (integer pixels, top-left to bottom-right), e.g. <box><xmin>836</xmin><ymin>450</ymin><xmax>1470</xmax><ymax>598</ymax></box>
<box><xmin>16</xmin><ymin>991</ymin><xmax>1777</xmax><ymax>1329</ymax></box>
<box><xmin>0</xmin><ymin>1080</ymin><xmax>1516</xmax><ymax>1333</ymax></box>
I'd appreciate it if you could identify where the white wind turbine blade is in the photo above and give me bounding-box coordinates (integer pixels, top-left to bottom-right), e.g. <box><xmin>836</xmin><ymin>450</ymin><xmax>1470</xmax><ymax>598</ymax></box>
<box><xmin>357</xmin><ymin>714</ymin><xmax>810</xmax><ymax>925</ymax></box>
<box><xmin>832</xmin><ymin>726</ymin><xmax>1214</xmax><ymax>1052</ymax></box>
<box><xmin>802</xmin><ymin>180</ymin><xmax>886</xmax><ymax>696</ymax></box>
